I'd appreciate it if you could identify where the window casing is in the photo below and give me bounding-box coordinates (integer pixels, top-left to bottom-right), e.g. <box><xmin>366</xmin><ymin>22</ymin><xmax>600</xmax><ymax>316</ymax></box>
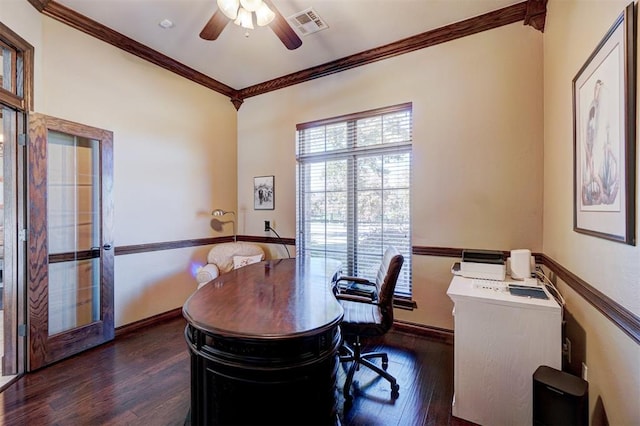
<box><xmin>296</xmin><ymin>103</ymin><xmax>412</xmax><ymax>298</ymax></box>
<box><xmin>0</xmin><ymin>21</ymin><xmax>33</xmax><ymax>111</ymax></box>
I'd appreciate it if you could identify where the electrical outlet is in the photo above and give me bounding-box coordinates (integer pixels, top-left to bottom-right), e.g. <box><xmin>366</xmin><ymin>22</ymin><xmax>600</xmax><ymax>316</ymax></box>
<box><xmin>582</xmin><ymin>362</ymin><xmax>588</xmax><ymax>381</ymax></box>
<box><xmin>264</xmin><ymin>220</ymin><xmax>270</xmax><ymax>232</ymax></box>
<box><xmin>563</xmin><ymin>337</ymin><xmax>572</xmax><ymax>364</ymax></box>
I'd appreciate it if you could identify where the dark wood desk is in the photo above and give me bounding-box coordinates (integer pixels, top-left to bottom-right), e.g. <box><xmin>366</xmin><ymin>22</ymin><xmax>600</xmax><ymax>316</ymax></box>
<box><xmin>183</xmin><ymin>257</ymin><xmax>343</xmax><ymax>425</ymax></box>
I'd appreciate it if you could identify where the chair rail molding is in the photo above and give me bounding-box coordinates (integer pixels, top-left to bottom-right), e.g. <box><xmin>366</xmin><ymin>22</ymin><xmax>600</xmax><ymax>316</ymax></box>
<box><xmin>540</xmin><ymin>254</ymin><xmax>639</xmax><ymax>344</ymax></box>
<box><xmin>113</xmin><ymin>238</ymin><xmax>636</xmax><ymax>343</ymax></box>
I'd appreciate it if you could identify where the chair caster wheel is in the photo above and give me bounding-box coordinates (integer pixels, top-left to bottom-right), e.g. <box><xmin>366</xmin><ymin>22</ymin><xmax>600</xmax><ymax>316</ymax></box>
<box><xmin>391</xmin><ymin>383</ymin><xmax>400</xmax><ymax>398</ymax></box>
<box><xmin>344</xmin><ymin>394</ymin><xmax>353</xmax><ymax>409</ymax></box>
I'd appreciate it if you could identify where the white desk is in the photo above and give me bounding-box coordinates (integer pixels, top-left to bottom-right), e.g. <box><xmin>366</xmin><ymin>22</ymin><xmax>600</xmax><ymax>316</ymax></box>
<box><xmin>447</xmin><ymin>275</ymin><xmax>562</xmax><ymax>426</ymax></box>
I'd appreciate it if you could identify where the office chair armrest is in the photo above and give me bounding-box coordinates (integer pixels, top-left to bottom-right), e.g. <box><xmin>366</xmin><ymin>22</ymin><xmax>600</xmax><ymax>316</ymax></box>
<box><xmin>334</xmin><ymin>276</ymin><xmax>375</xmax><ymax>296</ymax></box>
<box><xmin>336</xmin><ymin>285</ymin><xmax>378</xmax><ymax>301</ymax></box>
<box><xmin>336</xmin><ymin>276</ymin><xmax>373</xmax><ymax>285</ymax></box>
<box><xmin>335</xmin><ymin>293</ymin><xmax>377</xmax><ymax>303</ymax></box>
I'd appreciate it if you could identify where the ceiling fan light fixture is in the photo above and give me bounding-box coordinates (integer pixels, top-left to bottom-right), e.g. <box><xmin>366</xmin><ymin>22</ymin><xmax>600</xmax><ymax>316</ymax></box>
<box><xmin>255</xmin><ymin>2</ymin><xmax>275</xmax><ymax>26</ymax></box>
<box><xmin>217</xmin><ymin>0</ymin><xmax>239</xmax><ymax>20</ymax></box>
<box><xmin>234</xmin><ymin>7</ymin><xmax>254</xmax><ymax>29</ymax></box>
<box><xmin>201</xmin><ymin>0</ymin><xmax>301</xmax><ymax>49</ymax></box>
<box><xmin>239</xmin><ymin>0</ymin><xmax>262</xmax><ymax>13</ymax></box>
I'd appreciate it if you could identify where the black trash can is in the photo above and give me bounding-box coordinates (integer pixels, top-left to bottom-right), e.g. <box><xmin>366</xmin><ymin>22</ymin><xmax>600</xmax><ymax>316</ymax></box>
<box><xmin>533</xmin><ymin>365</ymin><xmax>588</xmax><ymax>426</ymax></box>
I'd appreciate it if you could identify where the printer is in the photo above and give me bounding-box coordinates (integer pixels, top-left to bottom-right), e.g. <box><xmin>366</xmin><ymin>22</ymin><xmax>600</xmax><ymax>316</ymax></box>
<box><xmin>458</xmin><ymin>249</ymin><xmax>506</xmax><ymax>281</ymax></box>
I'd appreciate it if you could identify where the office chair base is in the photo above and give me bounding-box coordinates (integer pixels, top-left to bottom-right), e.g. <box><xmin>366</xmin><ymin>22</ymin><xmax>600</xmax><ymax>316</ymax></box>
<box><xmin>340</xmin><ymin>338</ymin><xmax>399</xmax><ymax>403</ymax></box>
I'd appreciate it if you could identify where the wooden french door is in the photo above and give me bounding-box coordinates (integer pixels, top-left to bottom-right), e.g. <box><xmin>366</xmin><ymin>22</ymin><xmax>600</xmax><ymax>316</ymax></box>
<box><xmin>27</xmin><ymin>114</ymin><xmax>114</xmax><ymax>371</ymax></box>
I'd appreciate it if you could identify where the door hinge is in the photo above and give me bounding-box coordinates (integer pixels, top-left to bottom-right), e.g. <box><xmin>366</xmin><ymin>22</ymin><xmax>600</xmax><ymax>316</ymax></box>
<box><xmin>18</xmin><ymin>133</ymin><xmax>27</xmax><ymax>146</ymax></box>
<box><xmin>18</xmin><ymin>324</ymin><xmax>27</xmax><ymax>337</ymax></box>
<box><xmin>19</xmin><ymin>229</ymin><xmax>27</xmax><ymax>242</ymax></box>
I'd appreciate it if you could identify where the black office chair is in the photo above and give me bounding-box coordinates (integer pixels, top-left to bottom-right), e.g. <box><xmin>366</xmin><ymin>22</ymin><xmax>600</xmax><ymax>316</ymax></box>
<box><xmin>334</xmin><ymin>246</ymin><xmax>404</xmax><ymax>404</ymax></box>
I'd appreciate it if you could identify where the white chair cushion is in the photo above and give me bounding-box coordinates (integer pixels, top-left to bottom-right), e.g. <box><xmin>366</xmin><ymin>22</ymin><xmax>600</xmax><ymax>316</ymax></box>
<box><xmin>206</xmin><ymin>242</ymin><xmax>265</xmax><ymax>274</ymax></box>
<box><xmin>196</xmin><ymin>264</ymin><xmax>220</xmax><ymax>287</ymax></box>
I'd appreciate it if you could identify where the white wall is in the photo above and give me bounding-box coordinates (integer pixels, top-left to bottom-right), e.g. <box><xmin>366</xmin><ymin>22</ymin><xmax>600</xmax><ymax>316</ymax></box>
<box><xmin>238</xmin><ymin>22</ymin><xmax>544</xmax><ymax>330</ymax></box>
<box><xmin>543</xmin><ymin>1</ymin><xmax>640</xmax><ymax>423</ymax></box>
<box><xmin>1</xmin><ymin>1</ymin><xmax>238</xmax><ymax>326</ymax></box>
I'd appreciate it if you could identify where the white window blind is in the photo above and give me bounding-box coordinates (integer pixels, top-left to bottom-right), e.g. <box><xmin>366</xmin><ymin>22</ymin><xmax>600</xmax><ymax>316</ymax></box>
<box><xmin>296</xmin><ymin>103</ymin><xmax>412</xmax><ymax>298</ymax></box>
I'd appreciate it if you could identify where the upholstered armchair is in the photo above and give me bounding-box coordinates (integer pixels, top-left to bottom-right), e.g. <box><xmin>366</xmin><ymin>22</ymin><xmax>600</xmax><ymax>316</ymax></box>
<box><xmin>195</xmin><ymin>242</ymin><xmax>265</xmax><ymax>289</ymax></box>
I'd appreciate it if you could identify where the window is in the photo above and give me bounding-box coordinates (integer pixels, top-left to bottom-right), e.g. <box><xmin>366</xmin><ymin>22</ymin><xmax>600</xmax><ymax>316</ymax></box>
<box><xmin>296</xmin><ymin>103</ymin><xmax>412</xmax><ymax>299</ymax></box>
<box><xmin>0</xmin><ymin>22</ymin><xmax>33</xmax><ymax>111</ymax></box>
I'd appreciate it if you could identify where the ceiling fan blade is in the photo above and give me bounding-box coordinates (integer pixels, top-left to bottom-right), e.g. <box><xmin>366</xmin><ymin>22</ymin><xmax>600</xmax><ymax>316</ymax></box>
<box><xmin>264</xmin><ymin>0</ymin><xmax>302</xmax><ymax>50</ymax></box>
<box><xmin>200</xmin><ymin>9</ymin><xmax>230</xmax><ymax>41</ymax></box>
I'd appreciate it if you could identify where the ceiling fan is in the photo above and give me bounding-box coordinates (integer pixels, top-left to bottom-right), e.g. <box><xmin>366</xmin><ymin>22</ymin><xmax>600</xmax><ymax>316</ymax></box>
<box><xmin>200</xmin><ymin>0</ymin><xmax>302</xmax><ymax>50</ymax></box>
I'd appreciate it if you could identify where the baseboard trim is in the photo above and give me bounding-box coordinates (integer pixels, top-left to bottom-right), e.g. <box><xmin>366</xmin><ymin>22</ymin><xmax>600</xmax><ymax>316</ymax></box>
<box><xmin>115</xmin><ymin>311</ymin><xmax>454</xmax><ymax>346</ymax></box>
<box><xmin>115</xmin><ymin>307</ymin><xmax>184</xmax><ymax>338</ymax></box>
<box><xmin>393</xmin><ymin>320</ymin><xmax>454</xmax><ymax>345</ymax></box>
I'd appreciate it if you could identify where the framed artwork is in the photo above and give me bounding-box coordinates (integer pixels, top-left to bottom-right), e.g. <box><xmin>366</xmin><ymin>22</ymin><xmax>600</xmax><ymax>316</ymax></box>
<box><xmin>254</xmin><ymin>175</ymin><xmax>274</xmax><ymax>210</ymax></box>
<box><xmin>573</xmin><ymin>2</ymin><xmax>636</xmax><ymax>245</ymax></box>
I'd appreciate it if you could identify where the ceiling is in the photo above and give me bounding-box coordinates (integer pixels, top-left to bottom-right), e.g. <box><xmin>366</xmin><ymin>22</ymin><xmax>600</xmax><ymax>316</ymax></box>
<box><xmin>52</xmin><ymin>0</ymin><xmax>526</xmax><ymax>91</ymax></box>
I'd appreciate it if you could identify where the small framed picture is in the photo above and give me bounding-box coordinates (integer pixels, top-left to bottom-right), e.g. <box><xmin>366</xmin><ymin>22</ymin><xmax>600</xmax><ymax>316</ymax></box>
<box><xmin>254</xmin><ymin>175</ymin><xmax>274</xmax><ymax>210</ymax></box>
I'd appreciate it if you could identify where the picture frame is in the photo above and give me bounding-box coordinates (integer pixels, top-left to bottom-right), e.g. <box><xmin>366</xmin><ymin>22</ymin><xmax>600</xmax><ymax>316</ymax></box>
<box><xmin>254</xmin><ymin>175</ymin><xmax>275</xmax><ymax>210</ymax></box>
<box><xmin>573</xmin><ymin>2</ymin><xmax>636</xmax><ymax>245</ymax></box>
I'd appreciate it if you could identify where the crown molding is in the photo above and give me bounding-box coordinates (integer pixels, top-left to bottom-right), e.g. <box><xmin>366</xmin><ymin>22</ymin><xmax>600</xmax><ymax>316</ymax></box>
<box><xmin>26</xmin><ymin>0</ymin><xmax>49</xmax><ymax>12</ymax></box>
<box><xmin>524</xmin><ymin>0</ymin><xmax>549</xmax><ymax>32</ymax></box>
<box><xmin>32</xmin><ymin>0</ymin><xmax>238</xmax><ymax>100</ymax></box>
<box><xmin>29</xmin><ymin>1</ymin><xmax>546</xmax><ymax>109</ymax></box>
<box><xmin>239</xmin><ymin>2</ymin><xmax>532</xmax><ymax>99</ymax></box>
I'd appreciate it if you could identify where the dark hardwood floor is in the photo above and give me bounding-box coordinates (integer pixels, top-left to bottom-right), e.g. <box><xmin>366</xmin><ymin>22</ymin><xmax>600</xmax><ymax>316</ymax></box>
<box><xmin>0</xmin><ymin>316</ymin><xmax>473</xmax><ymax>425</ymax></box>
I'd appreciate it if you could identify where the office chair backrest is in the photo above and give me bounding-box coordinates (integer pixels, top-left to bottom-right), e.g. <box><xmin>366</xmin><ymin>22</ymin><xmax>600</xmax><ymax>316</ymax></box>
<box><xmin>375</xmin><ymin>246</ymin><xmax>404</xmax><ymax>326</ymax></box>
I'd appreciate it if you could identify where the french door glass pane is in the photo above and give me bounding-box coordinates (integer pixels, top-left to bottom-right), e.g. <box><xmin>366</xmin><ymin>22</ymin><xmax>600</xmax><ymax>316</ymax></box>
<box><xmin>48</xmin><ymin>259</ymin><xmax>99</xmax><ymax>335</ymax></box>
<box><xmin>47</xmin><ymin>131</ymin><xmax>100</xmax><ymax>336</ymax></box>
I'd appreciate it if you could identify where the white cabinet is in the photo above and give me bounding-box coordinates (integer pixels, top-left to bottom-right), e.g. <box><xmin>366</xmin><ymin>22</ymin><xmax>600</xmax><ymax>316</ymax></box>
<box><xmin>447</xmin><ymin>276</ymin><xmax>562</xmax><ymax>426</ymax></box>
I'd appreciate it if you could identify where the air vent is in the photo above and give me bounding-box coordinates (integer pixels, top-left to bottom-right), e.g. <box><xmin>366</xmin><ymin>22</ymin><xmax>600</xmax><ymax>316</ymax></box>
<box><xmin>287</xmin><ymin>7</ymin><xmax>328</xmax><ymax>36</ymax></box>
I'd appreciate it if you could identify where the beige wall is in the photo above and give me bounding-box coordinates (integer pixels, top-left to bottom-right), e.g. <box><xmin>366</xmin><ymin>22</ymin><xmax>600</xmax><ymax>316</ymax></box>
<box><xmin>1</xmin><ymin>2</ymin><xmax>238</xmax><ymax>326</ymax></box>
<box><xmin>5</xmin><ymin>1</ymin><xmax>638</xmax><ymax>422</ymax></box>
<box><xmin>543</xmin><ymin>0</ymin><xmax>639</xmax><ymax>423</ymax></box>
<box><xmin>238</xmin><ymin>22</ymin><xmax>544</xmax><ymax>330</ymax></box>
<box><xmin>0</xmin><ymin>1</ymin><xmax>43</xmax><ymax>110</ymax></box>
